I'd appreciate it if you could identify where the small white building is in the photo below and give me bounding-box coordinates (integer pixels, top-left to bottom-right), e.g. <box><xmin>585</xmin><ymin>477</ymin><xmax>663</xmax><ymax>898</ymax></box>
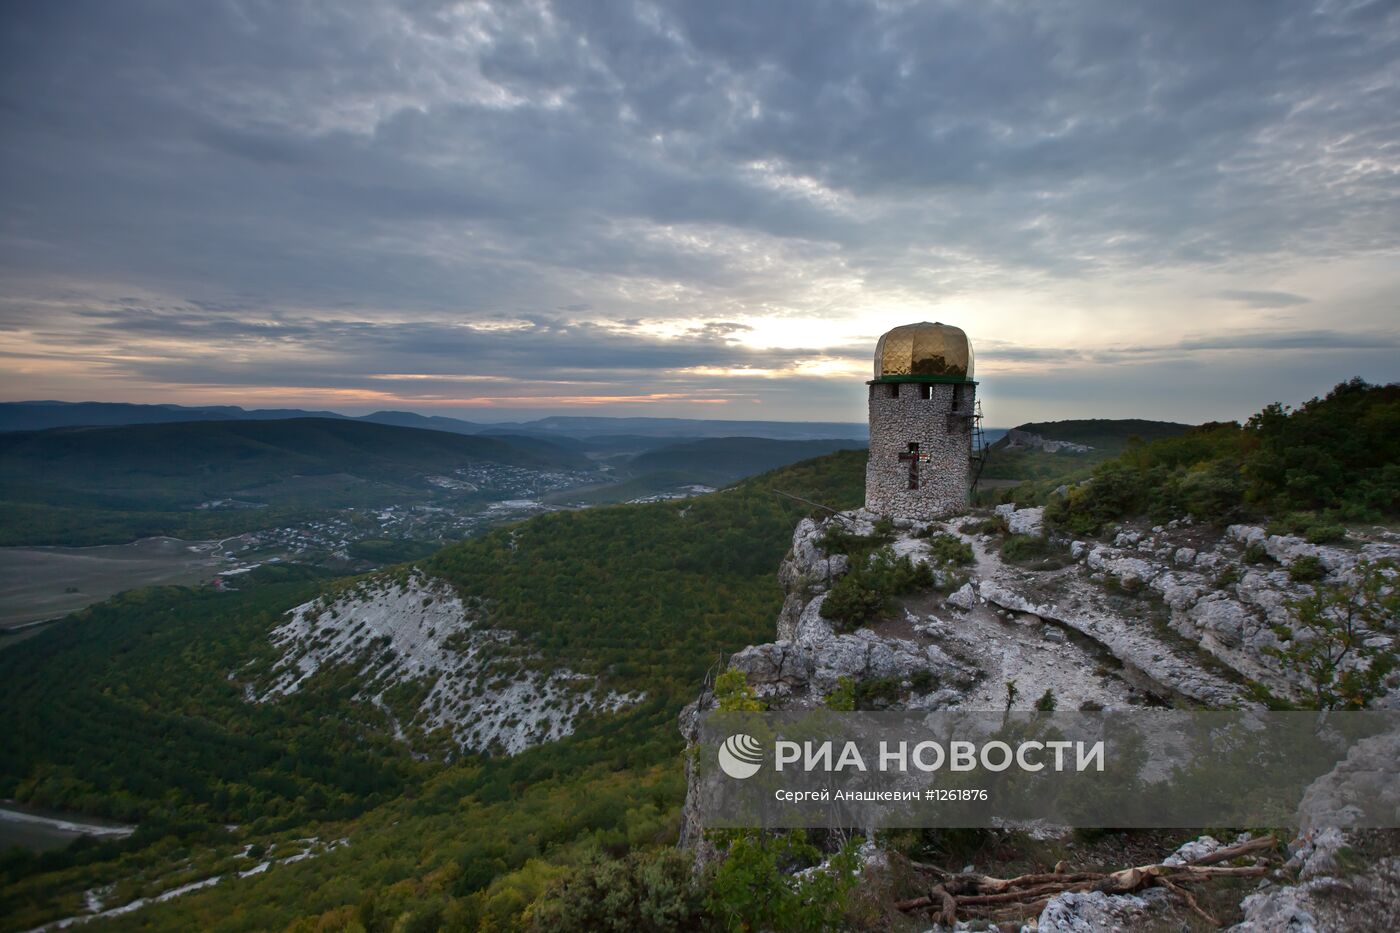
<box><xmin>865</xmin><ymin>321</ymin><xmax>978</xmax><ymax>519</ymax></box>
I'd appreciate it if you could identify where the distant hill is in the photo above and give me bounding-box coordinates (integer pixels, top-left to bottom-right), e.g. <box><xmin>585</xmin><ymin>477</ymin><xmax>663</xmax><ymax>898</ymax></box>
<box><xmin>0</xmin><ymin>417</ymin><xmax>582</xmax><ymax>511</ymax></box>
<box><xmin>0</xmin><ymin>401</ymin><xmax>867</xmax><ymax>441</ymax></box>
<box><xmin>979</xmin><ymin>418</ymin><xmax>1194</xmax><ymax>485</ymax></box>
<box><xmin>356</xmin><ymin>409</ymin><xmax>484</xmax><ymax>434</ymax></box>
<box><xmin>0</xmin><ymin>400</ymin><xmax>351</xmax><ymax>432</ymax></box>
<box><xmin>1045</xmin><ymin>379</ymin><xmax>1399</xmax><ymax>533</ymax></box>
<box><xmin>481</xmin><ymin>415</ymin><xmax>868</xmax><ymax>440</ymax></box>
<box><xmin>628</xmin><ymin>436</ymin><xmax>867</xmax><ymax>485</ymax></box>
<box><xmin>992</xmin><ymin>418</ymin><xmax>1193</xmax><ymax>452</ymax></box>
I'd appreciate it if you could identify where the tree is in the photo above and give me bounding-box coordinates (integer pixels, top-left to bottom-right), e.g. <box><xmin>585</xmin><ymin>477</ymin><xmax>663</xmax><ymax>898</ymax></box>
<box><xmin>1267</xmin><ymin>560</ymin><xmax>1399</xmax><ymax>709</ymax></box>
<box><xmin>714</xmin><ymin>669</ymin><xmax>763</xmax><ymax>712</ymax></box>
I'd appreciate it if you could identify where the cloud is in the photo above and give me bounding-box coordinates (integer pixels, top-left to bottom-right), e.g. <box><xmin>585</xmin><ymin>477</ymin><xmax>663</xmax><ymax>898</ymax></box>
<box><xmin>1217</xmin><ymin>290</ymin><xmax>1311</xmax><ymax>308</ymax></box>
<box><xmin>1173</xmin><ymin>329</ymin><xmax>1399</xmax><ymax>351</ymax></box>
<box><xmin>0</xmin><ymin>0</ymin><xmax>1398</xmax><ymax>422</ymax></box>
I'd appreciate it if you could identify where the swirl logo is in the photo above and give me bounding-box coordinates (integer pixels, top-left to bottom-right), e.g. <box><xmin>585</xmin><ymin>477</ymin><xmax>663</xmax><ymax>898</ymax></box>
<box><xmin>717</xmin><ymin>733</ymin><xmax>764</xmax><ymax>780</ymax></box>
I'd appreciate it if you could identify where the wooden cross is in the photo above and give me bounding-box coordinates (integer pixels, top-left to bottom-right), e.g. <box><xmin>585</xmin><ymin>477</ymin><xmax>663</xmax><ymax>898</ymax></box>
<box><xmin>898</xmin><ymin>442</ymin><xmax>921</xmax><ymax>490</ymax></box>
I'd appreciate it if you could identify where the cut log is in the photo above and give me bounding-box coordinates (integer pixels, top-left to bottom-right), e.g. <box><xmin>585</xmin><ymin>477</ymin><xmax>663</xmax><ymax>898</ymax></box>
<box><xmin>895</xmin><ymin>835</ymin><xmax>1277</xmax><ymax>924</ymax></box>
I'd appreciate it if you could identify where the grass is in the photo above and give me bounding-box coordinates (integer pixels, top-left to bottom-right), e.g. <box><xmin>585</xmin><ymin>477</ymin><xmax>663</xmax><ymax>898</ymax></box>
<box><xmin>1000</xmin><ymin>535</ymin><xmax>1074</xmax><ymax>571</ymax></box>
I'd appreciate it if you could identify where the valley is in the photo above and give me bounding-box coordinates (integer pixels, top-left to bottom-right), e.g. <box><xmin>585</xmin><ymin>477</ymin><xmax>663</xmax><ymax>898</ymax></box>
<box><xmin>0</xmin><ymin>386</ymin><xmax>1395</xmax><ymax>932</ymax></box>
<box><xmin>0</xmin><ymin>418</ymin><xmax>865</xmax><ymax>638</ymax></box>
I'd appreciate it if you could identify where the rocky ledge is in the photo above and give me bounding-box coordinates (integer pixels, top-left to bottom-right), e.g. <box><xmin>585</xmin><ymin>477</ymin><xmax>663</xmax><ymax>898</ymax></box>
<box><xmin>681</xmin><ymin>505</ymin><xmax>1400</xmax><ymax>929</ymax></box>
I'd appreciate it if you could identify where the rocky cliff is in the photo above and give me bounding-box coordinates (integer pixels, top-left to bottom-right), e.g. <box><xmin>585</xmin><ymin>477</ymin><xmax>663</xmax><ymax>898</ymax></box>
<box><xmin>1000</xmin><ymin>429</ymin><xmax>1094</xmax><ymax>454</ymax></box>
<box><xmin>680</xmin><ymin>505</ymin><xmax>1400</xmax><ymax>929</ymax></box>
<box><xmin>242</xmin><ymin>572</ymin><xmax>640</xmax><ymax>756</ymax></box>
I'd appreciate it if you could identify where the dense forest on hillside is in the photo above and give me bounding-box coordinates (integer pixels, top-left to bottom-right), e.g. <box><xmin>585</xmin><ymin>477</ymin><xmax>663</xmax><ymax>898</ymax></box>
<box><xmin>1041</xmin><ymin>380</ymin><xmax>1400</xmax><ymax>536</ymax></box>
<box><xmin>977</xmin><ymin>418</ymin><xmax>1192</xmax><ymax>484</ymax></box>
<box><xmin>425</xmin><ymin>449</ymin><xmax>865</xmax><ymax>697</ymax></box>
<box><xmin>0</xmin><ymin>451</ymin><xmax>867</xmax><ymax>932</ymax></box>
<box><xmin>0</xmin><ymin>567</ymin><xmax>419</xmax><ymax>827</ymax></box>
<box><xmin>1005</xmin><ymin>418</ymin><xmax>1193</xmax><ymax>449</ymax></box>
<box><xmin>626</xmin><ymin>436</ymin><xmax>866</xmax><ymax>485</ymax></box>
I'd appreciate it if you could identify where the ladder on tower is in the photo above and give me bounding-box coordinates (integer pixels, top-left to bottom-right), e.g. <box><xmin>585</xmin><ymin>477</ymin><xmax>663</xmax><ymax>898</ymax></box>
<box><xmin>970</xmin><ymin>399</ymin><xmax>989</xmax><ymax>493</ymax></box>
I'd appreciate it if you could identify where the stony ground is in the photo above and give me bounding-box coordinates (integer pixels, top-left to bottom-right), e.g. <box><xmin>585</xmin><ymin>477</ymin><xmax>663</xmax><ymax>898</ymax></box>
<box><xmin>682</xmin><ymin>505</ymin><xmax>1400</xmax><ymax>931</ymax></box>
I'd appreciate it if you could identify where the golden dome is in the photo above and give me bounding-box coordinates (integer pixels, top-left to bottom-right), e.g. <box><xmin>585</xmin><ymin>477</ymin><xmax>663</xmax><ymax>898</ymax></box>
<box><xmin>873</xmin><ymin>321</ymin><xmax>974</xmax><ymax>383</ymax></box>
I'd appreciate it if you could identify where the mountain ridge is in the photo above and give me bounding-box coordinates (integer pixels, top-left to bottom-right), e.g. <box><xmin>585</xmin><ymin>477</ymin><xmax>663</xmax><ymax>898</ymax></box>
<box><xmin>0</xmin><ymin>400</ymin><xmax>869</xmax><ymax>440</ymax></box>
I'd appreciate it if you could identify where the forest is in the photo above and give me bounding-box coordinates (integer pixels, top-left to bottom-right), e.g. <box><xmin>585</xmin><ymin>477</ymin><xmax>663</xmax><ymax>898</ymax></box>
<box><xmin>4</xmin><ymin>384</ymin><xmax>1395</xmax><ymax>930</ymax></box>
<box><xmin>0</xmin><ymin>451</ymin><xmax>868</xmax><ymax>932</ymax></box>
<box><xmin>1044</xmin><ymin>379</ymin><xmax>1400</xmax><ymax>536</ymax></box>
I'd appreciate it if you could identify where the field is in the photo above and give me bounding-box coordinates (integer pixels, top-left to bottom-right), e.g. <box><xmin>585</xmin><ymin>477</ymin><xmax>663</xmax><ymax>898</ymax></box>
<box><xmin>0</xmin><ymin>538</ymin><xmax>226</xmax><ymax>629</ymax></box>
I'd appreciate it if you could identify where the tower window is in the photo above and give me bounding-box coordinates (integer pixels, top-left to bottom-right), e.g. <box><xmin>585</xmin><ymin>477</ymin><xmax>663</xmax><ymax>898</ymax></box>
<box><xmin>953</xmin><ymin>383</ymin><xmax>969</xmax><ymax>411</ymax></box>
<box><xmin>919</xmin><ymin>383</ymin><xmax>932</xmax><ymax>400</ymax></box>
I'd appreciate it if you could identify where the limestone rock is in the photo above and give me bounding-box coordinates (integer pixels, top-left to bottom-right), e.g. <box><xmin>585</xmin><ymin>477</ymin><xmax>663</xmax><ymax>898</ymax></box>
<box><xmin>1001</xmin><ymin>429</ymin><xmax>1092</xmax><ymax>454</ymax></box>
<box><xmin>1187</xmin><ymin>594</ymin><xmax>1254</xmax><ymax>648</ymax></box>
<box><xmin>1162</xmin><ymin>834</ymin><xmax>1225</xmax><ymax>866</ymax></box>
<box><xmin>947</xmin><ymin>582</ymin><xmax>979</xmax><ymax>610</ymax></box>
<box><xmin>1298</xmin><ymin>731</ymin><xmax>1400</xmax><ymax>832</ymax></box>
<box><xmin>1032</xmin><ymin>889</ymin><xmax>1167</xmax><ymax>932</ymax></box>
<box><xmin>1231</xmin><ymin>885</ymin><xmax>1321</xmax><ymax>933</ymax></box>
<box><xmin>994</xmin><ymin>503</ymin><xmax>1046</xmax><ymax>536</ymax></box>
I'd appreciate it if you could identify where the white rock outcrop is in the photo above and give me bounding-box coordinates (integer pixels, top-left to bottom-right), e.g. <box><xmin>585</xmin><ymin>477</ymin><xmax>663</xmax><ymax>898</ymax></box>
<box><xmin>252</xmin><ymin>573</ymin><xmax>639</xmax><ymax>755</ymax></box>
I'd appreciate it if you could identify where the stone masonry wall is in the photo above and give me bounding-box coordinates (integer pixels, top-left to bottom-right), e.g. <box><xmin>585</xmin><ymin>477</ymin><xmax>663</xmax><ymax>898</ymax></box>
<box><xmin>864</xmin><ymin>380</ymin><xmax>972</xmax><ymax>518</ymax></box>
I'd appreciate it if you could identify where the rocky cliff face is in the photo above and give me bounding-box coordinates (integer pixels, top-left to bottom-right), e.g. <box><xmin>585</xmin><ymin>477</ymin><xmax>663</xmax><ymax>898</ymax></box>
<box><xmin>680</xmin><ymin>506</ymin><xmax>1400</xmax><ymax>928</ymax></box>
<box><xmin>696</xmin><ymin>505</ymin><xmax>1399</xmax><ymax>723</ymax></box>
<box><xmin>1000</xmin><ymin>429</ymin><xmax>1093</xmax><ymax>454</ymax></box>
<box><xmin>242</xmin><ymin>572</ymin><xmax>640</xmax><ymax>756</ymax></box>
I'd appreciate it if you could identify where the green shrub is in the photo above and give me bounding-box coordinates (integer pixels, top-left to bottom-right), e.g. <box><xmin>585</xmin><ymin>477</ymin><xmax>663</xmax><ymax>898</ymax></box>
<box><xmin>963</xmin><ymin>514</ymin><xmax>1009</xmax><ymax>536</ymax></box>
<box><xmin>1270</xmin><ymin>512</ymin><xmax>1350</xmax><ymax>545</ymax></box>
<box><xmin>1035</xmin><ymin>689</ymin><xmax>1057</xmax><ymax>712</ymax></box>
<box><xmin>909</xmin><ymin>669</ymin><xmax>938</xmax><ymax>693</ymax></box>
<box><xmin>1215</xmin><ymin>566</ymin><xmax>1242</xmax><ymax>588</ymax></box>
<box><xmin>819</xmin><ymin>575</ymin><xmax>886</xmax><ymax>630</ymax></box>
<box><xmin>1001</xmin><ymin>535</ymin><xmax>1046</xmax><ymax>562</ymax></box>
<box><xmin>707</xmin><ymin>834</ymin><xmax>860</xmax><ymax>932</ymax></box>
<box><xmin>855</xmin><ymin>675</ymin><xmax>905</xmax><ymax>710</ymax></box>
<box><xmin>824</xmin><ymin>677</ymin><xmax>856</xmax><ymax>711</ymax></box>
<box><xmin>1288</xmin><ymin>555</ymin><xmax>1327</xmax><ymax>584</ymax></box>
<box><xmin>922</xmin><ymin>532</ymin><xmax>974</xmax><ymax>567</ymax></box>
<box><xmin>1303</xmin><ymin>521</ymin><xmax>1347</xmax><ymax>544</ymax></box>
<box><xmin>527</xmin><ymin>847</ymin><xmax>707</xmax><ymax>932</ymax></box>
<box><xmin>816</xmin><ymin>523</ymin><xmax>892</xmax><ymax>556</ymax></box>
<box><xmin>715</xmin><ymin>669</ymin><xmax>763</xmax><ymax>712</ymax></box>
<box><xmin>1000</xmin><ymin>535</ymin><xmax>1073</xmax><ymax>571</ymax></box>
<box><xmin>820</xmin><ymin>547</ymin><xmax>934</xmax><ymax>631</ymax></box>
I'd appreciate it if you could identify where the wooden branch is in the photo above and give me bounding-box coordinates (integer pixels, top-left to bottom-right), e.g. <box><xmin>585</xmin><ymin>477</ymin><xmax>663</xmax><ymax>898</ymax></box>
<box><xmin>1173</xmin><ymin>865</ymin><xmax>1271</xmax><ymax>879</ymax></box>
<box><xmin>904</xmin><ymin>858</ymin><xmax>951</xmax><ymax>878</ymax></box>
<box><xmin>1159</xmin><ymin>877</ymin><xmax>1221</xmax><ymax>928</ymax></box>
<box><xmin>931</xmin><ymin>883</ymin><xmax>956</xmax><ymax>927</ymax></box>
<box><xmin>896</xmin><ymin>835</ymin><xmax>1278</xmax><ymax>922</ymax></box>
<box><xmin>1183</xmin><ymin>835</ymin><xmax>1276</xmax><ymax>867</ymax></box>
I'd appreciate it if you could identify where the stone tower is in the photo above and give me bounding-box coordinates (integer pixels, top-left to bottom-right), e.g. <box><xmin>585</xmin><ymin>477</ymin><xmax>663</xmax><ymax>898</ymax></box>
<box><xmin>865</xmin><ymin>321</ymin><xmax>976</xmax><ymax>519</ymax></box>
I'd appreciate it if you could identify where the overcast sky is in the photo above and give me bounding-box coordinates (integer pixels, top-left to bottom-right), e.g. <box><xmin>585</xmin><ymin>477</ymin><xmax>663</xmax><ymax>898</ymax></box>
<box><xmin>1</xmin><ymin>0</ymin><xmax>1397</xmax><ymax>426</ymax></box>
